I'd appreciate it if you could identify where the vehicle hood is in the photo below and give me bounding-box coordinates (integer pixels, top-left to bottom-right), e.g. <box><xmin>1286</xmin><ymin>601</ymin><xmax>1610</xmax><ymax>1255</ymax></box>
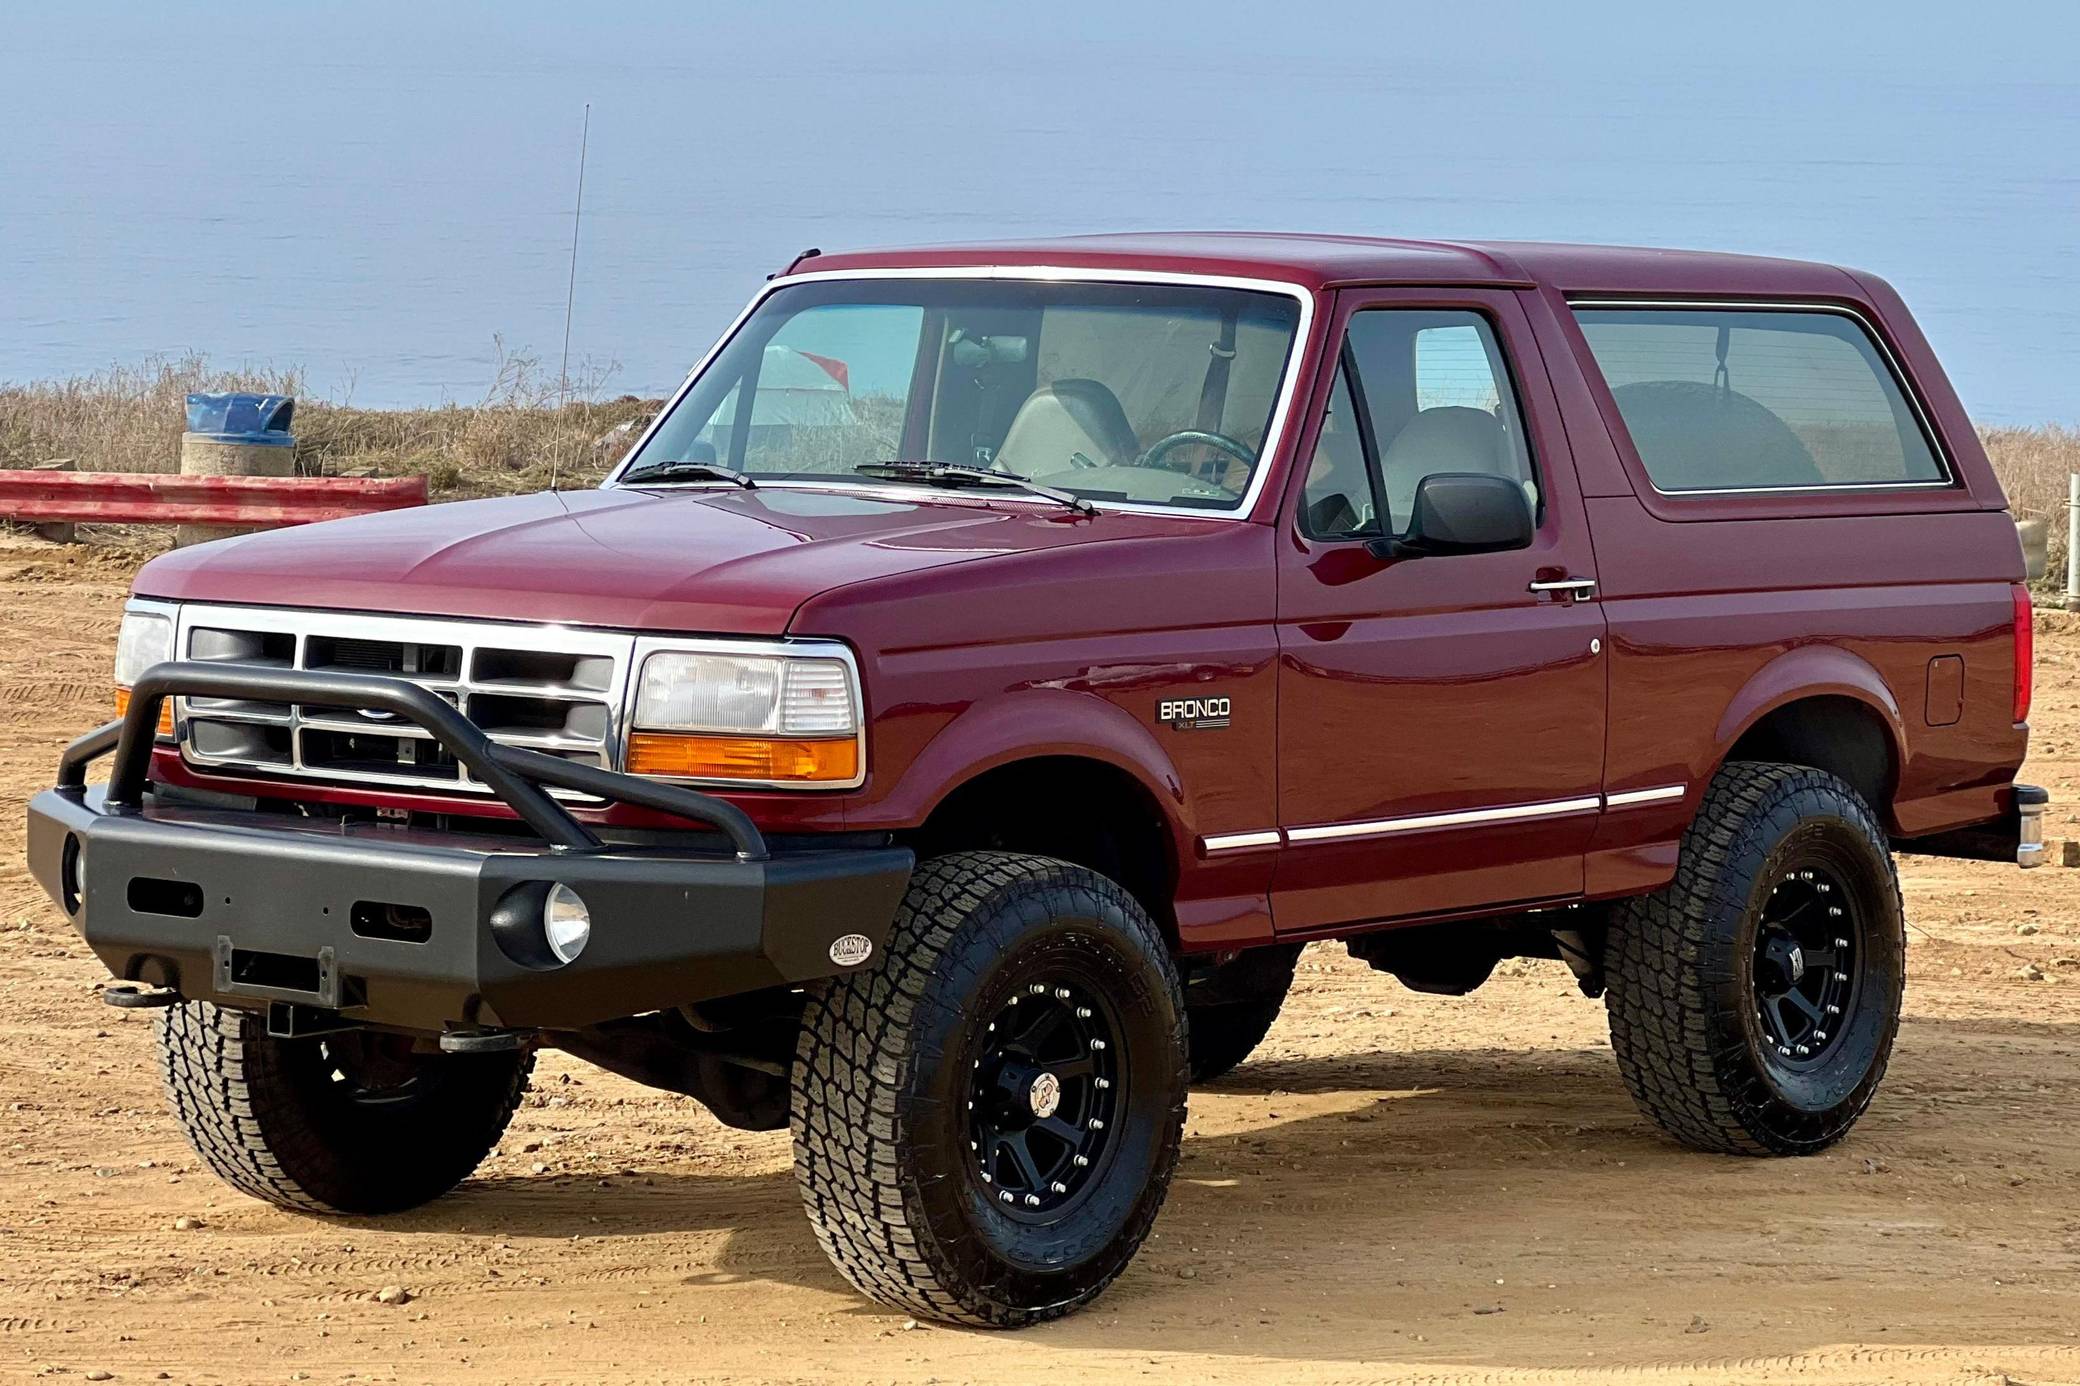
<box><xmin>133</xmin><ymin>486</ymin><xmax>1195</xmax><ymax>634</ymax></box>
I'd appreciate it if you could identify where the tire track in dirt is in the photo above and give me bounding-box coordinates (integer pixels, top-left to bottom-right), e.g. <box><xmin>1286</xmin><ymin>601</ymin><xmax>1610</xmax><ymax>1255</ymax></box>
<box><xmin>1</xmin><ymin>541</ymin><xmax>2076</xmax><ymax>1386</ymax></box>
<box><xmin>0</xmin><ymin>680</ymin><xmax>106</xmax><ymax>708</ymax></box>
<box><xmin>1372</xmin><ymin>1344</ymin><xmax>2080</xmax><ymax>1385</ymax></box>
<box><xmin>0</xmin><ymin>611</ymin><xmax>121</xmax><ymax>643</ymax></box>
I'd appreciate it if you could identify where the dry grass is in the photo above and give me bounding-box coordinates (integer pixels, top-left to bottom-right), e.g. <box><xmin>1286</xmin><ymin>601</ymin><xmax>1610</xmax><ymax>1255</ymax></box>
<box><xmin>1</xmin><ymin>355</ymin><xmax>2075</xmax><ymax>577</ymax></box>
<box><xmin>1982</xmin><ymin>424</ymin><xmax>2080</xmax><ymax>585</ymax></box>
<box><xmin>0</xmin><ymin>355</ymin><xmax>307</xmax><ymax>480</ymax></box>
<box><xmin>0</xmin><ymin>346</ymin><xmax>658</xmax><ymax>499</ymax></box>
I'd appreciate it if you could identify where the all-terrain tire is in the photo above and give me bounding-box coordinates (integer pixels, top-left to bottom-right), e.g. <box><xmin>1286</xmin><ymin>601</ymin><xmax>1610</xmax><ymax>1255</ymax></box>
<box><xmin>1605</xmin><ymin>762</ymin><xmax>1906</xmax><ymax>1156</ymax></box>
<box><xmin>157</xmin><ymin>1002</ymin><xmax>533</xmax><ymax>1215</ymax></box>
<box><xmin>1186</xmin><ymin>944</ymin><xmax>1301</xmax><ymax>1083</ymax></box>
<box><xmin>792</xmin><ymin>851</ymin><xmax>1188</xmax><ymax>1327</ymax></box>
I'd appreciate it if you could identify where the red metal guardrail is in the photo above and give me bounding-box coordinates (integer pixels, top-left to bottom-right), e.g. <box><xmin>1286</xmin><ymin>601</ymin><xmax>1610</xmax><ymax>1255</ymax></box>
<box><xmin>0</xmin><ymin>471</ymin><xmax>428</xmax><ymax>528</ymax></box>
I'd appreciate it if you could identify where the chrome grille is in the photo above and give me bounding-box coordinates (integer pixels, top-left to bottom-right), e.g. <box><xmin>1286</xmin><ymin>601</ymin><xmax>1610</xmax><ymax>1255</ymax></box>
<box><xmin>173</xmin><ymin>606</ymin><xmax>635</xmax><ymax>798</ymax></box>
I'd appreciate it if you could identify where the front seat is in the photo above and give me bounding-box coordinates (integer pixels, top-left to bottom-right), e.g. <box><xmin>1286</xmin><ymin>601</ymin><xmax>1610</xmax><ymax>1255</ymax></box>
<box><xmin>994</xmin><ymin>378</ymin><xmax>1141</xmax><ymax>476</ymax></box>
<box><xmin>1377</xmin><ymin>406</ymin><xmax>1534</xmax><ymax>532</ymax></box>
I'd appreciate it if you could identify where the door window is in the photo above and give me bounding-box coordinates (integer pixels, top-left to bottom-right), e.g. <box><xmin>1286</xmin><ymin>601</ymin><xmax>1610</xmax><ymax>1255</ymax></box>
<box><xmin>1298</xmin><ymin>309</ymin><xmax>1538</xmax><ymax>538</ymax></box>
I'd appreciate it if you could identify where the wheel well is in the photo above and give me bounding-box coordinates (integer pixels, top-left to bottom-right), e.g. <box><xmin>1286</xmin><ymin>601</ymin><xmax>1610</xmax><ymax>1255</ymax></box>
<box><xmin>1725</xmin><ymin>695</ymin><xmax>1896</xmax><ymax>814</ymax></box>
<box><xmin>908</xmin><ymin>757</ymin><xmax>1178</xmax><ymax>937</ymax></box>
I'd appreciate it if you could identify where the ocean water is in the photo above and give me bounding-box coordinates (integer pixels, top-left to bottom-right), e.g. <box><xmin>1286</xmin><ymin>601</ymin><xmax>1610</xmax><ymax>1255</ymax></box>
<box><xmin>2</xmin><ymin>2</ymin><xmax>2074</xmax><ymax>422</ymax></box>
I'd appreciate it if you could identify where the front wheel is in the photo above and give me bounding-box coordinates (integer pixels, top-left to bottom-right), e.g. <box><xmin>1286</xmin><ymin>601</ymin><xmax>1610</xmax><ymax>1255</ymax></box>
<box><xmin>157</xmin><ymin>1002</ymin><xmax>533</xmax><ymax>1214</ymax></box>
<box><xmin>1604</xmin><ymin>762</ymin><xmax>1905</xmax><ymax>1155</ymax></box>
<box><xmin>1186</xmin><ymin>943</ymin><xmax>1301</xmax><ymax>1083</ymax></box>
<box><xmin>791</xmin><ymin>852</ymin><xmax>1187</xmax><ymax>1327</ymax></box>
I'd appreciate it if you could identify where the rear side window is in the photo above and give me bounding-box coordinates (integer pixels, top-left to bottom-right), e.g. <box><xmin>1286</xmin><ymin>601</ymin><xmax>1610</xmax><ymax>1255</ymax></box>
<box><xmin>1573</xmin><ymin>307</ymin><xmax>1945</xmax><ymax>493</ymax></box>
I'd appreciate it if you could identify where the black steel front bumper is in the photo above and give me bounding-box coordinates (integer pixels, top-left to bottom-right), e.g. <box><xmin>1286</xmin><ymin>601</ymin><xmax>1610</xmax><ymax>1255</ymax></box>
<box><xmin>26</xmin><ymin>662</ymin><xmax>912</xmax><ymax>1036</ymax></box>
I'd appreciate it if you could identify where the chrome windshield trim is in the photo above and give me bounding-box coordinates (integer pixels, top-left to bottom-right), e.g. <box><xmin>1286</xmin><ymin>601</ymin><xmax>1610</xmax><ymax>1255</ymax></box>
<box><xmin>604</xmin><ymin>264</ymin><xmax>1318</xmax><ymax>522</ymax></box>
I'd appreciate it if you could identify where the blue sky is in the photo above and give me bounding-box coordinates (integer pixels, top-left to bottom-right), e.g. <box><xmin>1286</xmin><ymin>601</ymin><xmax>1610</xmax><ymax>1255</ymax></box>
<box><xmin>2</xmin><ymin>1</ymin><xmax>2075</xmax><ymax>419</ymax></box>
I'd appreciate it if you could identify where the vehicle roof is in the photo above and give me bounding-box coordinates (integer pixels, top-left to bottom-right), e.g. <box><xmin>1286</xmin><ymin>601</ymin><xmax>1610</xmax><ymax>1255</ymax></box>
<box><xmin>799</xmin><ymin>232</ymin><xmax>1868</xmax><ymax>299</ymax></box>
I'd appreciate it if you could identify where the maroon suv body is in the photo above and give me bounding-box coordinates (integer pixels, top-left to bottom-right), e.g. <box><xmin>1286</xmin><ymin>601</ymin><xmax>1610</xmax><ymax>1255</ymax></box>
<box><xmin>29</xmin><ymin>235</ymin><xmax>2045</xmax><ymax>1328</ymax></box>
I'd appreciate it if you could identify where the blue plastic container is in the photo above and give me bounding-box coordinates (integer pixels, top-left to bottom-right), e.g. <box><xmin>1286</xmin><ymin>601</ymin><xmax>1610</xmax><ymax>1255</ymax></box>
<box><xmin>185</xmin><ymin>392</ymin><xmax>296</xmax><ymax>445</ymax></box>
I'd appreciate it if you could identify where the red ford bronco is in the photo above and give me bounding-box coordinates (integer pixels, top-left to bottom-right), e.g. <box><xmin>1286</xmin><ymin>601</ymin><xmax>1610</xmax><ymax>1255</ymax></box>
<box><xmin>29</xmin><ymin>235</ymin><xmax>2045</xmax><ymax>1326</ymax></box>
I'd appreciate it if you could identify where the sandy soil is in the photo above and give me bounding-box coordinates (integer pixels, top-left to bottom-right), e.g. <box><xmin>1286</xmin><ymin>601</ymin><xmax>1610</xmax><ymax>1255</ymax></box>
<box><xmin>2</xmin><ymin>532</ymin><xmax>2077</xmax><ymax>1385</ymax></box>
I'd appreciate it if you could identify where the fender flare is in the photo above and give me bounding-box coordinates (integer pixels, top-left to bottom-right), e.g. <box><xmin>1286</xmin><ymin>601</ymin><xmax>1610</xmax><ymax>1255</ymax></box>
<box><xmin>1709</xmin><ymin>644</ymin><xmax>1908</xmax><ymax>795</ymax></box>
<box><xmin>886</xmin><ymin>687</ymin><xmax>1189</xmax><ymax>840</ymax></box>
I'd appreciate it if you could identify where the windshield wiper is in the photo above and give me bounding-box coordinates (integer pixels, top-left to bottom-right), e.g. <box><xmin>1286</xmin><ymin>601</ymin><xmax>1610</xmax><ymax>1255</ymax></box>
<box><xmin>854</xmin><ymin>460</ymin><xmax>1095</xmax><ymax>515</ymax></box>
<box><xmin>621</xmin><ymin>459</ymin><xmax>758</xmax><ymax>489</ymax></box>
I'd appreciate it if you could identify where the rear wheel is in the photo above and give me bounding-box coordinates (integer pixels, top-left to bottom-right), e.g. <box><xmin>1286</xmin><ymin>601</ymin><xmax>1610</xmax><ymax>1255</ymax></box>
<box><xmin>792</xmin><ymin>852</ymin><xmax>1187</xmax><ymax>1327</ymax></box>
<box><xmin>1604</xmin><ymin>762</ymin><xmax>1905</xmax><ymax>1155</ymax></box>
<box><xmin>157</xmin><ymin>1002</ymin><xmax>533</xmax><ymax>1214</ymax></box>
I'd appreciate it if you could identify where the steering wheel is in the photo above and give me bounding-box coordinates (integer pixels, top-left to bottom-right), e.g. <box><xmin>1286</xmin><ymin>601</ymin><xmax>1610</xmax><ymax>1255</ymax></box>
<box><xmin>1137</xmin><ymin>429</ymin><xmax>1258</xmax><ymax>483</ymax></box>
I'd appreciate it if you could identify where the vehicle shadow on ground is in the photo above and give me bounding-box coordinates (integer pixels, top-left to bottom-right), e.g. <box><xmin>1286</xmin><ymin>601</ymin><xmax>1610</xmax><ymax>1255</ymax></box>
<box><xmin>396</xmin><ymin>1014</ymin><xmax>2078</xmax><ymax>1367</ymax></box>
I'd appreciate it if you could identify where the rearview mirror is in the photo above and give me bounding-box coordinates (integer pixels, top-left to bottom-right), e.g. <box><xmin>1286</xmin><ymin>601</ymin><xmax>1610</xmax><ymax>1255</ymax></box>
<box><xmin>948</xmin><ymin>332</ymin><xmax>1031</xmax><ymax>369</ymax></box>
<box><xmin>1367</xmin><ymin>473</ymin><xmax>1533</xmax><ymax>560</ymax></box>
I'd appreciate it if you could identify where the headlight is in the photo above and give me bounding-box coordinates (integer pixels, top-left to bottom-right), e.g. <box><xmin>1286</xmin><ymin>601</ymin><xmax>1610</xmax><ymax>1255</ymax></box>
<box><xmin>113</xmin><ymin>607</ymin><xmax>175</xmax><ymax>738</ymax></box>
<box><xmin>114</xmin><ymin>609</ymin><xmax>173</xmax><ymax>687</ymax></box>
<box><xmin>626</xmin><ymin>646</ymin><xmax>861</xmax><ymax>785</ymax></box>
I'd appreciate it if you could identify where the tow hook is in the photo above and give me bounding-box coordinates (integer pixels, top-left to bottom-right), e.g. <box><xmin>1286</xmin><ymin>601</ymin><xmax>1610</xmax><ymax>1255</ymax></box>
<box><xmin>101</xmin><ymin>982</ymin><xmax>178</xmax><ymax>1009</ymax></box>
<box><xmin>439</xmin><ymin>1026</ymin><xmax>541</xmax><ymax>1055</ymax></box>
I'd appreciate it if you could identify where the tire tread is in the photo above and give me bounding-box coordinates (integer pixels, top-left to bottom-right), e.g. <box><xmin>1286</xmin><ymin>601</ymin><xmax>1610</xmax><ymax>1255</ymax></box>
<box><xmin>156</xmin><ymin>1002</ymin><xmax>532</xmax><ymax>1214</ymax></box>
<box><xmin>1604</xmin><ymin>761</ymin><xmax>1904</xmax><ymax>1156</ymax></box>
<box><xmin>791</xmin><ymin>851</ymin><xmax>1185</xmax><ymax>1327</ymax></box>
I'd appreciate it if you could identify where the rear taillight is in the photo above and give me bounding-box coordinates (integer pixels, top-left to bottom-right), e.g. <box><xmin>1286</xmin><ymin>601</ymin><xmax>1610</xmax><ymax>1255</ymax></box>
<box><xmin>2013</xmin><ymin>584</ymin><xmax>2034</xmax><ymax>724</ymax></box>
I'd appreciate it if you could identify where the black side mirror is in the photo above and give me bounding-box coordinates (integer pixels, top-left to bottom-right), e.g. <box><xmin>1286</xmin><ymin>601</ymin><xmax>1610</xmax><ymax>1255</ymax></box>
<box><xmin>1367</xmin><ymin>472</ymin><xmax>1533</xmax><ymax>560</ymax></box>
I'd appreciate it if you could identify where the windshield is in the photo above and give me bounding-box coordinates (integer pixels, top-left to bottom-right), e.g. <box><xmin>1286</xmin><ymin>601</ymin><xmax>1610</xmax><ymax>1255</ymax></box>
<box><xmin>621</xmin><ymin>277</ymin><xmax>1304</xmax><ymax>511</ymax></box>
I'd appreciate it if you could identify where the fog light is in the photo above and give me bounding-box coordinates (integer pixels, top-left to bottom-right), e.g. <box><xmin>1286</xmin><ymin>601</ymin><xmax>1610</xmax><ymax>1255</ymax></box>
<box><xmin>542</xmin><ymin>884</ymin><xmax>590</xmax><ymax>964</ymax></box>
<box><xmin>61</xmin><ymin>833</ymin><xmax>84</xmax><ymax>916</ymax></box>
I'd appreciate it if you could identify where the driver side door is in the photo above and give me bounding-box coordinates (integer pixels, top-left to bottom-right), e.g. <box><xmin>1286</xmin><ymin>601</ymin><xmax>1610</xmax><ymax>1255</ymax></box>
<box><xmin>1270</xmin><ymin>287</ymin><xmax>1608</xmax><ymax>931</ymax></box>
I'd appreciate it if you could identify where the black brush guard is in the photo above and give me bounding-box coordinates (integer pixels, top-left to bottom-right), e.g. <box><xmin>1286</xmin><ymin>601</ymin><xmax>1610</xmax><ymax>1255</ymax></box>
<box><xmin>28</xmin><ymin>662</ymin><xmax>912</xmax><ymax>1036</ymax></box>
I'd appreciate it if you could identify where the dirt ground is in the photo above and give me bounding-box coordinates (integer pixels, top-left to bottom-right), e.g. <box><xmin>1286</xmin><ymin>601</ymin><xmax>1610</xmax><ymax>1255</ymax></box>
<box><xmin>2</xmin><ymin>532</ymin><xmax>2076</xmax><ymax>1386</ymax></box>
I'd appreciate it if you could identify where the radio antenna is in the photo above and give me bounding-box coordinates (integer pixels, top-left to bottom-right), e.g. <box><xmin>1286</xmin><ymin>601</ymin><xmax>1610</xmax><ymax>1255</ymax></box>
<box><xmin>552</xmin><ymin>102</ymin><xmax>591</xmax><ymax>488</ymax></box>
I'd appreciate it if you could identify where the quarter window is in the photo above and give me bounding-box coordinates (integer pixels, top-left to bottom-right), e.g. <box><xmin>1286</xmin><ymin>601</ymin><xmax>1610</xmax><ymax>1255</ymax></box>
<box><xmin>1573</xmin><ymin>307</ymin><xmax>1945</xmax><ymax>493</ymax></box>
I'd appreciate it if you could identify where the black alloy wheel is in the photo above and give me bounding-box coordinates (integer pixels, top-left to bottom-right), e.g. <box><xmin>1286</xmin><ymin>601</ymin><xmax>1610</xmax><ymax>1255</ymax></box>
<box><xmin>1750</xmin><ymin>863</ymin><xmax>1863</xmax><ymax>1069</ymax></box>
<box><xmin>968</xmin><ymin>976</ymin><xmax>1121</xmax><ymax>1218</ymax></box>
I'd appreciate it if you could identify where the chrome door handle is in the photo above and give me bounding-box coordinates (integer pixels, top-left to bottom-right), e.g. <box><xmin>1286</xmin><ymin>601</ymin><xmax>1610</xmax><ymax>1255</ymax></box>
<box><xmin>1529</xmin><ymin>577</ymin><xmax>1598</xmax><ymax>601</ymax></box>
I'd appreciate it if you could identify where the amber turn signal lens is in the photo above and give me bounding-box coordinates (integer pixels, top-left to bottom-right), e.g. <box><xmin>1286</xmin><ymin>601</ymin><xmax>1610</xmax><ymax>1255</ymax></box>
<box><xmin>114</xmin><ymin>686</ymin><xmax>175</xmax><ymax>737</ymax></box>
<box><xmin>625</xmin><ymin>731</ymin><xmax>858</xmax><ymax>784</ymax></box>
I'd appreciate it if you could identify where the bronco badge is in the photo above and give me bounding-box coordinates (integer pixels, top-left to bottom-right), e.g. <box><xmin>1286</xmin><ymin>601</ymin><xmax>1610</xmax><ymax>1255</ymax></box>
<box><xmin>1158</xmin><ymin>696</ymin><xmax>1231</xmax><ymax>731</ymax></box>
